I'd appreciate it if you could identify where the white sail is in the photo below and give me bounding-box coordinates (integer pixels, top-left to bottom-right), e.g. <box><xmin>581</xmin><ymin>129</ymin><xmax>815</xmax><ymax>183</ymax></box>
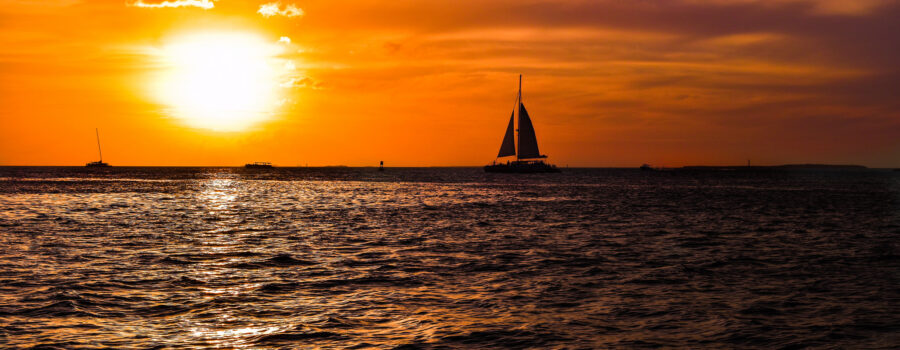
<box><xmin>497</xmin><ymin>111</ymin><xmax>516</xmax><ymax>157</ymax></box>
<box><xmin>517</xmin><ymin>103</ymin><xmax>543</xmax><ymax>159</ymax></box>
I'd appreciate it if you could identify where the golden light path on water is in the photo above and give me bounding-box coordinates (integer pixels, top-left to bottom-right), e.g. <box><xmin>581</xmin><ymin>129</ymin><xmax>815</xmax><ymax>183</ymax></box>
<box><xmin>185</xmin><ymin>176</ymin><xmax>283</xmax><ymax>347</ymax></box>
<box><xmin>164</xmin><ymin>174</ymin><xmax>467</xmax><ymax>347</ymax></box>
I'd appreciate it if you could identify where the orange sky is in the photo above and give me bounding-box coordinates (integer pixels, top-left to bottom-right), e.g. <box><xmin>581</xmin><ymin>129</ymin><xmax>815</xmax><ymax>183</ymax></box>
<box><xmin>1</xmin><ymin>0</ymin><xmax>899</xmax><ymax>167</ymax></box>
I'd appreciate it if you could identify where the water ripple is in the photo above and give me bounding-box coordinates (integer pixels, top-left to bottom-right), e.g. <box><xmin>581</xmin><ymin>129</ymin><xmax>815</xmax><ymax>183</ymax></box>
<box><xmin>1</xmin><ymin>167</ymin><xmax>899</xmax><ymax>348</ymax></box>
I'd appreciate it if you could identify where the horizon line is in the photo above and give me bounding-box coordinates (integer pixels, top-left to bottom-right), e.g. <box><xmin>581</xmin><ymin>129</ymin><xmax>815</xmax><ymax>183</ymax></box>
<box><xmin>0</xmin><ymin>163</ymin><xmax>895</xmax><ymax>169</ymax></box>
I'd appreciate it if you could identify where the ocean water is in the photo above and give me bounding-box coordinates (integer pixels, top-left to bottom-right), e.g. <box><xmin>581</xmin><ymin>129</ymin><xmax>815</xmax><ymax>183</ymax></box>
<box><xmin>1</xmin><ymin>167</ymin><xmax>898</xmax><ymax>349</ymax></box>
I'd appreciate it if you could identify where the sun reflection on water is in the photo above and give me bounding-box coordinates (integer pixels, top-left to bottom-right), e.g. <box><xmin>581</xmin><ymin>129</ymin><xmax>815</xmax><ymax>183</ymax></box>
<box><xmin>189</xmin><ymin>325</ymin><xmax>285</xmax><ymax>347</ymax></box>
<box><xmin>198</xmin><ymin>178</ymin><xmax>237</xmax><ymax>213</ymax></box>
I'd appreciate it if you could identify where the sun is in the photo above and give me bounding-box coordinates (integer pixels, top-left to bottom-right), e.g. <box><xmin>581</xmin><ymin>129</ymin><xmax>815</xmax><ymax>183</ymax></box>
<box><xmin>152</xmin><ymin>31</ymin><xmax>287</xmax><ymax>132</ymax></box>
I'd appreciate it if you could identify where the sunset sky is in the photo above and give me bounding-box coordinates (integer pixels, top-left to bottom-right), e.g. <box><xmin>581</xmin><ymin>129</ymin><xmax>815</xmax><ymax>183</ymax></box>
<box><xmin>1</xmin><ymin>0</ymin><xmax>899</xmax><ymax>167</ymax></box>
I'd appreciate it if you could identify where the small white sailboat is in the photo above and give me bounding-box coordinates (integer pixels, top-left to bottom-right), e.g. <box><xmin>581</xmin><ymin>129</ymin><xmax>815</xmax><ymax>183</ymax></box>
<box><xmin>485</xmin><ymin>75</ymin><xmax>559</xmax><ymax>173</ymax></box>
<box><xmin>85</xmin><ymin>128</ymin><xmax>110</xmax><ymax>167</ymax></box>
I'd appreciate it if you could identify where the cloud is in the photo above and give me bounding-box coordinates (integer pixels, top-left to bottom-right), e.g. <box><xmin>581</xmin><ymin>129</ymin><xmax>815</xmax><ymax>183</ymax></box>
<box><xmin>278</xmin><ymin>36</ymin><xmax>291</xmax><ymax>44</ymax></box>
<box><xmin>258</xmin><ymin>2</ymin><xmax>304</xmax><ymax>18</ymax></box>
<box><xmin>685</xmin><ymin>0</ymin><xmax>890</xmax><ymax>16</ymax></box>
<box><xmin>281</xmin><ymin>77</ymin><xmax>322</xmax><ymax>89</ymax></box>
<box><xmin>127</xmin><ymin>0</ymin><xmax>215</xmax><ymax>9</ymax></box>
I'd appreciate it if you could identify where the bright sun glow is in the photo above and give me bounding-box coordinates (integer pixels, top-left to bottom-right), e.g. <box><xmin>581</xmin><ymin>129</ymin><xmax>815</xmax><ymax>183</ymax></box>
<box><xmin>154</xmin><ymin>32</ymin><xmax>286</xmax><ymax>131</ymax></box>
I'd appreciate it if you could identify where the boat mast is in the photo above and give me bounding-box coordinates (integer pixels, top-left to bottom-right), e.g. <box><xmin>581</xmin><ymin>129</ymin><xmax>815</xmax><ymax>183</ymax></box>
<box><xmin>95</xmin><ymin>128</ymin><xmax>103</xmax><ymax>162</ymax></box>
<box><xmin>516</xmin><ymin>74</ymin><xmax>521</xmax><ymax>162</ymax></box>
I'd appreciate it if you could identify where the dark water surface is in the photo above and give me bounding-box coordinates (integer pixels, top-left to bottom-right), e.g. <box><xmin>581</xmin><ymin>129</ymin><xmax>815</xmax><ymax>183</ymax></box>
<box><xmin>1</xmin><ymin>167</ymin><xmax>899</xmax><ymax>349</ymax></box>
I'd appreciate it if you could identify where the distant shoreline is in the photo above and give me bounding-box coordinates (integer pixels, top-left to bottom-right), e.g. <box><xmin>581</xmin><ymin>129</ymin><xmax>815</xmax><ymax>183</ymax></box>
<box><xmin>677</xmin><ymin>164</ymin><xmax>869</xmax><ymax>171</ymax></box>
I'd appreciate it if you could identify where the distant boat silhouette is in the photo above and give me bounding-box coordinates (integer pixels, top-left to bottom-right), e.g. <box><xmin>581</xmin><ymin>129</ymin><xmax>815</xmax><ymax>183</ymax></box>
<box><xmin>484</xmin><ymin>75</ymin><xmax>559</xmax><ymax>173</ymax></box>
<box><xmin>245</xmin><ymin>162</ymin><xmax>273</xmax><ymax>168</ymax></box>
<box><xmin>379</xmin><ymin>161</ymin><xmax>384</xmax><ymax>171</ymax></box>
<box><xmin>85</xmin><ymin>128</ymin><xmax>110</xmax><ymax>167</ymax></box>
<box><xmin>640</xmin><ymin>164</ymin><xmax>654</xmax><ymax>171</ymax></box>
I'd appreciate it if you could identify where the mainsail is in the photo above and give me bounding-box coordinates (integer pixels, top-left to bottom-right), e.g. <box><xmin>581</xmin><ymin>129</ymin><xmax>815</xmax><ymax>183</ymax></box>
<box><xmin>497</xmin><ymin>111</ymin><xmax>516</xmax><ymax>157</ymax></box>
<box><xmin>517</xmin><ymin>103</ymin><xmax>543</xmax><ymax>159</ymax></box>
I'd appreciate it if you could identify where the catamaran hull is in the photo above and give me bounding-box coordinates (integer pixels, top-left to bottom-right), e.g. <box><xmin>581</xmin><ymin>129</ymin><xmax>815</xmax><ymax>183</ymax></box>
<box><xmin>484</xmin><ymin>163</ymin><xmax>561</xmax><ymax>173</ymax></box>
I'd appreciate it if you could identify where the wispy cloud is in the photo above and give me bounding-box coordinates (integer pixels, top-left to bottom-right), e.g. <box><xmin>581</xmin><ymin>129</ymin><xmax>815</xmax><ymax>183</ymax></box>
<box><xmin>258</xmin><ymin>2</ymin><xmax>304</xmax><ymax>18</ymax></box>
<box><xmin>127</xmin><ymin>0</ymin><xmax>215</xmax><ymax>9</ymax></box>
<box><xmin>281</xmin><ymin>77</ymin><xmax>322</xmax><ymax>89</ymax></box>
<box><xmin>686</xmin><ymin>0</ymin><xmax>890</xmax><ymax>16</ymax></box>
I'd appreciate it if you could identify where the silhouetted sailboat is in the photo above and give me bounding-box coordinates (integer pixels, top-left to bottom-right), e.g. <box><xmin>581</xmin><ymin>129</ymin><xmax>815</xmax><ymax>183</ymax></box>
<box><xmin>85</xmin><ymin>128</ymin><xmax>110</xmax><ymax>167</ymax></box>
<box><xmin>484</xmin><ymin>75</ymin><xmax>560</xmax><ymax>173</ymax></box>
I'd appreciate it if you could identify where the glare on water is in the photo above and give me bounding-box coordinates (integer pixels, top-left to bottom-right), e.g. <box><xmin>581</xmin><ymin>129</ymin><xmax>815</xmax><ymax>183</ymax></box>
<box><xmin>1</xmin><ymin>167</ymin><xmax>899</xmax><ymax>348</ymax></box>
